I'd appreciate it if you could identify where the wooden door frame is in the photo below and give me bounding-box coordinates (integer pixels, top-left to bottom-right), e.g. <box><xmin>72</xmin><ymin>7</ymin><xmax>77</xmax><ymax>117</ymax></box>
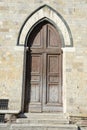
<box><xmin>21</xmin><ymin>19</ymin><xmax>63</xmax><ymax>113</ymax></box>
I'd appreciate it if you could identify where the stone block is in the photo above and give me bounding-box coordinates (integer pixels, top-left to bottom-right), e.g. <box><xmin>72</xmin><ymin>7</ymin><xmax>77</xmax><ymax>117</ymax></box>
<box><xmin>10</xmin><ymin>124</ymin><xmax>77</xmax><ymax>130</ymax></box>
<box><xmin>80</xmin><ymin>126</ymin><xmax>87</xmax><ymax>130</ymax></box>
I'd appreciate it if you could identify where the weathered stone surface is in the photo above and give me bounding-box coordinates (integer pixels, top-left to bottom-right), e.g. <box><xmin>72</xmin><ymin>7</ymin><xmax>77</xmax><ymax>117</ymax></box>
<box><xmin>0</xmin><ymin>124</ymin><xmax>10</xmax><ymax>130</ymax></box>
<box><xmin>0</xmin><ymin>124</ymin><xmax>77</xmax><ymax>130</ymax></box>
<box><xmin>0</xmin><ymin>0</ymin><xmax>87</xmax><ymax>119</ymax></box>
<box><xmin>16</xmin><ymin>113</ymin><xmax>69</xmax><ymax>124</ymax></box>
<box><xmin>11</xmin><ymin>124</ymin><xmax>77</xmax><ymax>130</ymax></box>
<box><xmin>80</xmin><ymin>126</ymin><xmax>87</xmax><ymax>130</ymax></box>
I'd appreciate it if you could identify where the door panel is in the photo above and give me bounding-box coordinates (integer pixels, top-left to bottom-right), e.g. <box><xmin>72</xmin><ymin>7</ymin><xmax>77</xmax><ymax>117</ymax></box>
<box><xmin>31</xmin><ymin>83</ymin><xmax>40</xmax><ymax>102</ymax></box>
<box><xmin>31</xmin><ymin>30</ymin><xmax>42</xmax><ymax>48</ymax></box>
<box><xmin>29</xmin><ymin>54</ymin><xmax>42</xmax><ymax>112</ymax></box>
<box><xmin>29</xmin><ymin>23</ymin><xmax>43</xmax><ymax>48</ymax></box>
<box><xmin>47</xmin><ymin>55</ymin><xmax>60</xmax><ymax>104</ymax></box>
<box><xmin>48</xmin><ymin>84</ymin><xmax>59</xmax><ymax>103</ymax></box>
<box><xmin>31</xmin><ymin>56</ymin><xmax>41</xmax><ymax>73</ymax></box>
<box><xmin>48</xmin><ymin>55</ymin><xmax>59</xmax><ymax>73</ymax></box>
<box><xmin>47</xmin><ymin>24</ymin><xmax>61</xmax><ymax>48</ymax></box>
<box><xmin>43</xmin><ymin>54</ymin><xmax>62</xmax><ymax>112</ymax></box>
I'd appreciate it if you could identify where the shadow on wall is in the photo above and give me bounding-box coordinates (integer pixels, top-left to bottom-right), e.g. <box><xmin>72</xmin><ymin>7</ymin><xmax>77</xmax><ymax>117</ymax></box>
<box><xmin>78</xmin><ymin>127</ymin><xmax>81</xmax><ymax>130</ymax></box>
<box><xmin>24</xmin><ymin>50</ymin><xmax>32</xmax><ymax>112</ymax></box>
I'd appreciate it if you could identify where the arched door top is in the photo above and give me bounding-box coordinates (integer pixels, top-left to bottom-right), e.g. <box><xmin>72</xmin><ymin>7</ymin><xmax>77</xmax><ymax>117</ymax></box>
<box><xmin>26</xmin><ymin>20</ymin><xmax>63</xmax><ymax>48</ymax></box>
<box><xmin>17</xmin><ymin>4</ymin><xmax>73</xmax><ymax>47</ymax></box>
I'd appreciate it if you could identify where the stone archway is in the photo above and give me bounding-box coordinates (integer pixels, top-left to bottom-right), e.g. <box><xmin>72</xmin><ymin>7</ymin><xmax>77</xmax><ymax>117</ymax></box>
<box><xmin>17</xmin><ymin>5</ymin><xmax>73</xmax><ymax>113</ymax></box>
<box><xmin>17</xmin><ymin>4</ymin><xmax>73</xmax><ymax>47</ymax></box>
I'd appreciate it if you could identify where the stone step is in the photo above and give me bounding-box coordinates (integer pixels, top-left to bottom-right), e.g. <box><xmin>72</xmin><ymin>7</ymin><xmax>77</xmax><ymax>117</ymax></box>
<box><xmin>16</xmin><ymin>113</ymin><xmax>69</xmax><ymax>124</ymax></box>
<box><xmin>11</xmin><ymin>124</ymin><xmax>77</xmax><ymax>130</ymax></box>
<box><xmin>22</xmin><ymin>113</ymin><xmax>68</xmax><ymax>119</ymax></box>
<box><xmin>16</xmin><ymin>118</ymin><xmax>69</xmax><ymax>124</ymax></box>
<box><xmin>0</xmin><ymin>124</ymin><xmax>9</xmax><ymax>130</ymax></box>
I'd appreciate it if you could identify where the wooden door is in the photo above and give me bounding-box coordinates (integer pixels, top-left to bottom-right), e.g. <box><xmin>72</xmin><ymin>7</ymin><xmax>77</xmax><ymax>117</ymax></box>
<box><xmin>24</xmin><ymin>21</ymin><xmax>63</xmax><ymax>112</ymax></box>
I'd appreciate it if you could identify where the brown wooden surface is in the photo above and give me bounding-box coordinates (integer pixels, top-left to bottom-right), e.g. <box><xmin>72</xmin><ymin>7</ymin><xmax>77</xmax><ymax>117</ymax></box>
<box><xmin>24</xmin><ymin>21</ymin><xmax>63</xmax><ymax>112</ymax></box>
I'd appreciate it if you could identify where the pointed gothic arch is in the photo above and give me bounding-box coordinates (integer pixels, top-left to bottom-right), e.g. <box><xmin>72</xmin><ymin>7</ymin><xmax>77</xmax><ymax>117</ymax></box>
<box><xmin>25</xmin><ymin>17</ymin><xmax>64</xmax><ymax>47</ymax></box>
<box><xmin>17</xmin><ymin>4</ymin><xmax>73</xmax><ymax>47</ymax></box>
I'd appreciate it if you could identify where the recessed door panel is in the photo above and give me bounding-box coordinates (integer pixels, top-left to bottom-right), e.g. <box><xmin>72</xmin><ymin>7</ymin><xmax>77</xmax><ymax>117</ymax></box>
<box><xmin>47</xmin><ymin>24</ymin><xmax>61</xmax><ymax>48</ymax></box>
<box><xmin>48</xmin><ymin>84</ymin><xmax>59</xmax><ymax>103</ymax></box>
<box><xmin>31</xmin><ymin>56</ymin><xmax>41</xmax><ymax>73</ymax></box>
<box><xmin>28</xmin><ymin>24</ymin><xmax>43</xmax><ymax>48</ymax></box>
<box><xmin>28</xmin><ymin>54</ymin><xmax>42</xmax><ymax>112</ymax></box>
<box><xmin>42</xmin><ymin>54</ymin><xmax>62</xmax><ymax>112</ymax></box>
<box><xmin>30</xmin><ymin>83</ymin><xmax>40</xmax><ymax>102</ymax></box>
<box><xmin>30</xmin><ymin>55</ymin><xmax>42</xmax><ymax>103</ymax></box>
<box><xmin>48</xmin><ymin>55</ymin><xmax>59</xmax><ymax>73</ymax></box>
<box><xmin>46</xmin><ymin>54</ymin><xmax>62</xmax><ymax>105</ymax></box>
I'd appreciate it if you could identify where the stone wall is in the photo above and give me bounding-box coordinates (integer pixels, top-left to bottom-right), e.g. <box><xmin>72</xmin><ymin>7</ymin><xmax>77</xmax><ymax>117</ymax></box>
<box><xmin>0</xmin><ymin>0</ymin><xmax>87</xmax><ymax>117</ymax></box>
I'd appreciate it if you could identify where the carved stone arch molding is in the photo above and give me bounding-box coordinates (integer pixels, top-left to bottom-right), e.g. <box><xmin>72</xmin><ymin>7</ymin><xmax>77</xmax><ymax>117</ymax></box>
<box><xmin>17</xmin><ymin>4</ymin><xmax>73</xmax><ymax>47</ymax></box>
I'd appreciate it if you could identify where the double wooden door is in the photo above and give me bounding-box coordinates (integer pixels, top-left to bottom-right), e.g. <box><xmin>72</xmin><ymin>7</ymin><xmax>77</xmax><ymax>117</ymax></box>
<box><xmin>24</xmin><ymin>21</ymin><xmax>63</xmax><ymax>112</ymax></box>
